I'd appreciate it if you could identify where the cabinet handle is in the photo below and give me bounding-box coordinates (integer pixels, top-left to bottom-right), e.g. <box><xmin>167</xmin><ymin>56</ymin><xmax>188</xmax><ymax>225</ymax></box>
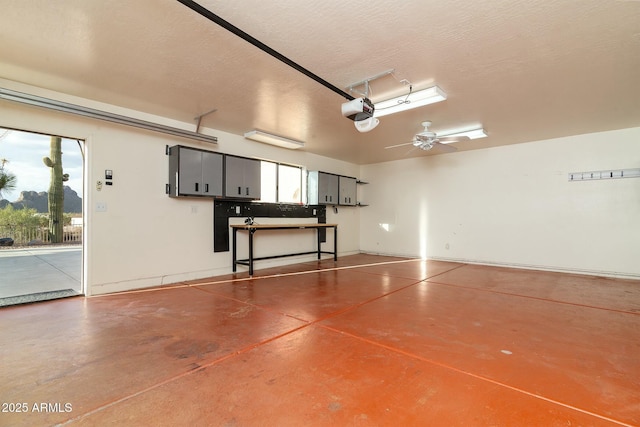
<box><xmin>195</xmin><ymin>183</ymin><xmax>199</xmax><ymax>192</ymax></box>
<box><xmin>246</xmin><ymin>187</ymin><xmax>249</xmax><ymax>196</ymax></box>
<box><xmin>205</xmin><ymin>183</ymin><xmax>209</xmax><ymax>193</ymax></box>
<box><xmin>325</xmin><ymin>195</ymin><xmax>328</xmax><ymax>202</ymax></box>
<box><xmin>238</xmin><ymin>186</ymin><xmax>242</xmax><ymax>195</ymax></box>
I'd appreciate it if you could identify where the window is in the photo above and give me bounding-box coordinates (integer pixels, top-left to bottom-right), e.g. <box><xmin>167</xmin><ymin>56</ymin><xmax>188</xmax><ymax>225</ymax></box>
<box><xmin>260</xmin><ymin>161</ymin><xmax>277</xmax><ymax>203</ymax></box>
<box><xmin>278</xmin><ymin>164</ymin><xmax>302</xmax><ymax>203</ymax></box>
<box><xmin>260</xmin><ymin>161</ymin><xmax>303</xmax><ymax>204</ymax></box>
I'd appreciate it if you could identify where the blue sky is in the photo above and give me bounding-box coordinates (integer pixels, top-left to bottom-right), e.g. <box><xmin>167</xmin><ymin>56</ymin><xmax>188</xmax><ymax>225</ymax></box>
<box><xmin>0</xmin><ymin>128</ymin><xmax>83</xmax><ymax>202</ymax></box>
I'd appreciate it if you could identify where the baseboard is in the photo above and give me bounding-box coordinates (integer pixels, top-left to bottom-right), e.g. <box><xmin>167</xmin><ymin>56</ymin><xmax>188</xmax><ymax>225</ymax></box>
<box><xmin>88</xmin><ymin>267</ymin><xmax>229</xmax><ymax>296</ymax></box>
<box><xmin>428</xmin><ymin>256</ymin><xmax>640</xmax><ymax>280</ymax></box>
<box><xmin>358</xmin><ymin>250</ymin><xmax>640</xmax><ymax>280</ymax></box>
<box><xmin>89</xmin><ymin>250</ymin><xmax>362</xmax><ymax>296</ymax></box>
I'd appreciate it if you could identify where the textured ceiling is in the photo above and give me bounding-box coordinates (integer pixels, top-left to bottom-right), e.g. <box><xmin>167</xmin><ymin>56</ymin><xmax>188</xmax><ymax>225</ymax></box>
<box><xmin>1</xmin><ymin>0</ymin><xmax>639</xmax><ymax>164</ymax></box>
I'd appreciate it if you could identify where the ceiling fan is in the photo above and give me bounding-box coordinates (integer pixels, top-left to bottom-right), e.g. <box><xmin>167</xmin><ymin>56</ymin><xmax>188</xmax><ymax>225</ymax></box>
<box><xmin>385</xmin><ymin>121</ymin><xmax>469</xmax><ymax>153</ymax></box>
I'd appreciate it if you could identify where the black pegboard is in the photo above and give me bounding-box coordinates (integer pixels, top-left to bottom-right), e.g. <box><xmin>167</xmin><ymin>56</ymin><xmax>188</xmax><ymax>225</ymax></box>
<box><xmin>213</xmin><ymin>201</ymin><xmax>327</xmax><ymax>252</ymax></box>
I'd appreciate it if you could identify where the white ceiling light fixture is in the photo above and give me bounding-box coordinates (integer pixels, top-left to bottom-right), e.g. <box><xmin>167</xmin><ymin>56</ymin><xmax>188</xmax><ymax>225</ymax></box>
<box><xmin>373</xmin><ymin>85</ymin><xmax>447</xmax><ymax>118</ymax></box>
<box><xmin>244</xmin><ymin>130</ymin><xmax>305</xmax><ymax>149</ymax></box>
<box><xmin>439</xmin><ymin>128</ymin><xmax>488</xmax><ymax>142</ymax></box>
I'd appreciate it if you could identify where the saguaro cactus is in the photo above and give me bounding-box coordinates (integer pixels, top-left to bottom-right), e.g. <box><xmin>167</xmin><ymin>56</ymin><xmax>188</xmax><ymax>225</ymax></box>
<box><xmin>43</xmin><ymin>136</ymin><xmax>69</xmax><ymax>243</ymax></box>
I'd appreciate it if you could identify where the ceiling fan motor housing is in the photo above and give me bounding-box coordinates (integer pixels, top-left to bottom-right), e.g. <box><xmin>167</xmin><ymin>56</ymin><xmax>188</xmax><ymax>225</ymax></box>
<box><xmin>416</xmin><ymin>132</ymin><xmax>437</xmax><ymax>142</ymax></box>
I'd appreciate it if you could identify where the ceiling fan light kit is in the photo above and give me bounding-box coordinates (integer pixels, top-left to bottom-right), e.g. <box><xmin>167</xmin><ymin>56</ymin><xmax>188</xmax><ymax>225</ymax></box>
<box><xmin>244</xmin><ymin>130</ymin><xmax>305</xmax><ymax>149</ymax></box>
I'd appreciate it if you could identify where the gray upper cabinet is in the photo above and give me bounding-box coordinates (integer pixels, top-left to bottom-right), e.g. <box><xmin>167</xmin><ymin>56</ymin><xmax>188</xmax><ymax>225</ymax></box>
<box><xmin>339</xmin><ymin>176</ymin><xmax>357</xmax><ymax>206</ymax></box>
<box><xmin>309</xmin><ymin>171</ymin><xmax>360</xmax><ymax>206</ymax></box>
<box><xmin>308</xmin><ymin>171</ymin><xmax>339</xmax><ymax>205</ymax></box>
<box><xmin>168</xmin><ymin>145</ymin><xmax>223</xmax><ymax>198</ymax></box>
<box><xmin>225</xmin><ymin>155</ymin><xmax>261</xmax><ymax>200</ymax></box>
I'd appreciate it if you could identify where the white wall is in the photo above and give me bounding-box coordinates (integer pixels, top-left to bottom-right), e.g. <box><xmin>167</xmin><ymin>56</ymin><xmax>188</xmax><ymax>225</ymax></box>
<box><xmin>360</xmin><ymin>127</ymin><xmax>640</xmax><ymax>279</ymax></box>
<box><xmin>0</xmin><ymin>80</ymin><xmax>361</xmax><ymax>295</ymax></box>
<box><xmin>4</xmin><ymin>78</ymin><xmax>637</xmax><ymax>294</ymax></box>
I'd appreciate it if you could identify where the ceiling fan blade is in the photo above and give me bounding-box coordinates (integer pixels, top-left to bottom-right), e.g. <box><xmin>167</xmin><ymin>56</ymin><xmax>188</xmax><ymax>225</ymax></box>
<box><xmin>402</xmin><ymin>145</ymin><xmax>420</xmax><ymax>156</ymax></box>
<box><xmin>384</xmin><ymin>141</ymin><xmax>414</xmax><ymax>149</ymax></box>
<box><xmin>437</xmin><ymin>135</ymin><xmax>470</xmax><ymax>143</ymax></box>
<box><xmin>432</xmin><ymin>140</ymin><xmax>458</xmax><ymax>153</ymax></box>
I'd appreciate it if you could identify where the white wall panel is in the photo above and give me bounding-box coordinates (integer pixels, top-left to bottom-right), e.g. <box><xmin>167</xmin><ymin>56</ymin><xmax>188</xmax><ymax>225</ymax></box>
<box><xmin>360</xmin><ymin>127</ymin><xmax>640</xmax><ymax>278</ymax></box>
<box><xmin>0</xmin><ymin>81</ymin><xmax>360</xmax><ymax>295</ymax></box>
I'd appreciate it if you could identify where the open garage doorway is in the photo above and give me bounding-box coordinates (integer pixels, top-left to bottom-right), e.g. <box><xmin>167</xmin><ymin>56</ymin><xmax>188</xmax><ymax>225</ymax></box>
<box><xmin>0</xmin><ymin>127</ymin><xmax>83</xmax><ymax>306</ymax></box>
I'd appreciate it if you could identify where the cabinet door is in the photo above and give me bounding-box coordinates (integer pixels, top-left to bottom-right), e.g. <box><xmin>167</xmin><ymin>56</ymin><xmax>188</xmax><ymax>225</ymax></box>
<box><xmin>243</xmin><ymin>158</ymin><xmax>261</xmax><ymax>199</ymax></box>
<box><xmin>309</xmin><ymin>172</ymin><xmax>339</xmax><ymax>205</ymax></box>
<box><xmin>225</xmin><ymin>156</ymin><xmax>245</xmax><ymax>198</ymax></box>
<box><xmin>339</xmin><ymin>176</ymin><xmax>357</xmax><ymax>205</ymax></box>
<box><xmin>315</xmin><ymin>172</ymin><xmax>328</xmax><ymax>203</ymax></box>
<box><xmin>225</xmin><ymin>156</ymin><xmax>261</xmax><ymax>199</ymax></box>
<box><xmin>201</xmin><ymin>151</ymin><xmax>224</xmax><ymax>196</ymax></box>
<box><xmin>178</xmin><ymin>147</ymin><xmax>203</xmax><ymax>196</ymax></box>
<box><xmin>322</xmin><ymin>173</ymin><xmax>339</xmax><ymax>204</ymax></box>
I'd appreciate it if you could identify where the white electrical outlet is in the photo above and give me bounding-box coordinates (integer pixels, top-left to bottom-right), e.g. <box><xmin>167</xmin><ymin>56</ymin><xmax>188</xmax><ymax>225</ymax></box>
<box><xmin>95</xmin><ymin>202</ymin><xmax>107</xmax><ymax>212</ymax></box>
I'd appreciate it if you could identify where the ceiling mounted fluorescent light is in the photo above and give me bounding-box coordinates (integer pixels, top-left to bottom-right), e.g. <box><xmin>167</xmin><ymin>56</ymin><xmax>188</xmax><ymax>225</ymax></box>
<box><xmin>244</xmin><ymin>130</ymin><xmax>304</xmax><ymax>149</ymax></box>
<box><xmin>373</xmin><ymin>86</ymin><xmax>446</xmax><ymax>118</ymax></box>
<box><xmin>440</xmin><ymin>128</ymin><xmax>488</xmax><ymax>141</ymax></box>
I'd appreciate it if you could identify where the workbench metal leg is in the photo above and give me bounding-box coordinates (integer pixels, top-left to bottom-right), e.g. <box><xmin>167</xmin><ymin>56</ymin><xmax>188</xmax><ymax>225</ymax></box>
<box><xmin>249</xmin><ymin>229</ymin><xmax>255</xmax><ymax>276</ymax></box>
<box><xmin>333</xmin><ymin>226</ymin><xmax>338</xmax><ymax>261</ymax></box>
<box><xmin>232</xmin><ymin>227</ymin><xmax>238</xmax><ymax>272</ymax></box>
<box><xmin>317</xmin><ymin>228</ymin><xmax>321</xmax><ymax>259</ymax></box>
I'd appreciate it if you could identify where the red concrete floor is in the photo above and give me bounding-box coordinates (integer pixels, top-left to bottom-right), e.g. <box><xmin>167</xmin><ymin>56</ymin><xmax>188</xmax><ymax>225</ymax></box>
<box><xmin>0</xmin><ymin>254</ymin><xmax>638</xmax><ymax>426</ymax></box>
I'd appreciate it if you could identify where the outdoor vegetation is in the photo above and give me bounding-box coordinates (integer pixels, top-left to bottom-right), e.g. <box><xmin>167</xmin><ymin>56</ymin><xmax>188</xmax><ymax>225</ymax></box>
<box><xmin>0</xmin><ymin>158</ymin><xmax>17</xmax><ymax>197</ymax></box>
<box><xmin>1</xmin><ymin>133</ymin><xmax>81</xmax><ymax>246</ymax></box>
<box><xmin>43</xmin><ymin>136</ymin><xmax>70</xmax><ymax>243</ymax></box>
<box><xmin>0</xmin><ymin>205</ymin><xmax>79</xmax><ymax>246</ymax></box>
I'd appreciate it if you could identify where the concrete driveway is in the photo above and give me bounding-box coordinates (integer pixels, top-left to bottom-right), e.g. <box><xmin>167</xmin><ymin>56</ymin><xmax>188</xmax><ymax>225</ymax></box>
<box><xmin>0</xmin><ymin>245</ymin><xmax>82</xmax><ymax>301</ymax></box>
